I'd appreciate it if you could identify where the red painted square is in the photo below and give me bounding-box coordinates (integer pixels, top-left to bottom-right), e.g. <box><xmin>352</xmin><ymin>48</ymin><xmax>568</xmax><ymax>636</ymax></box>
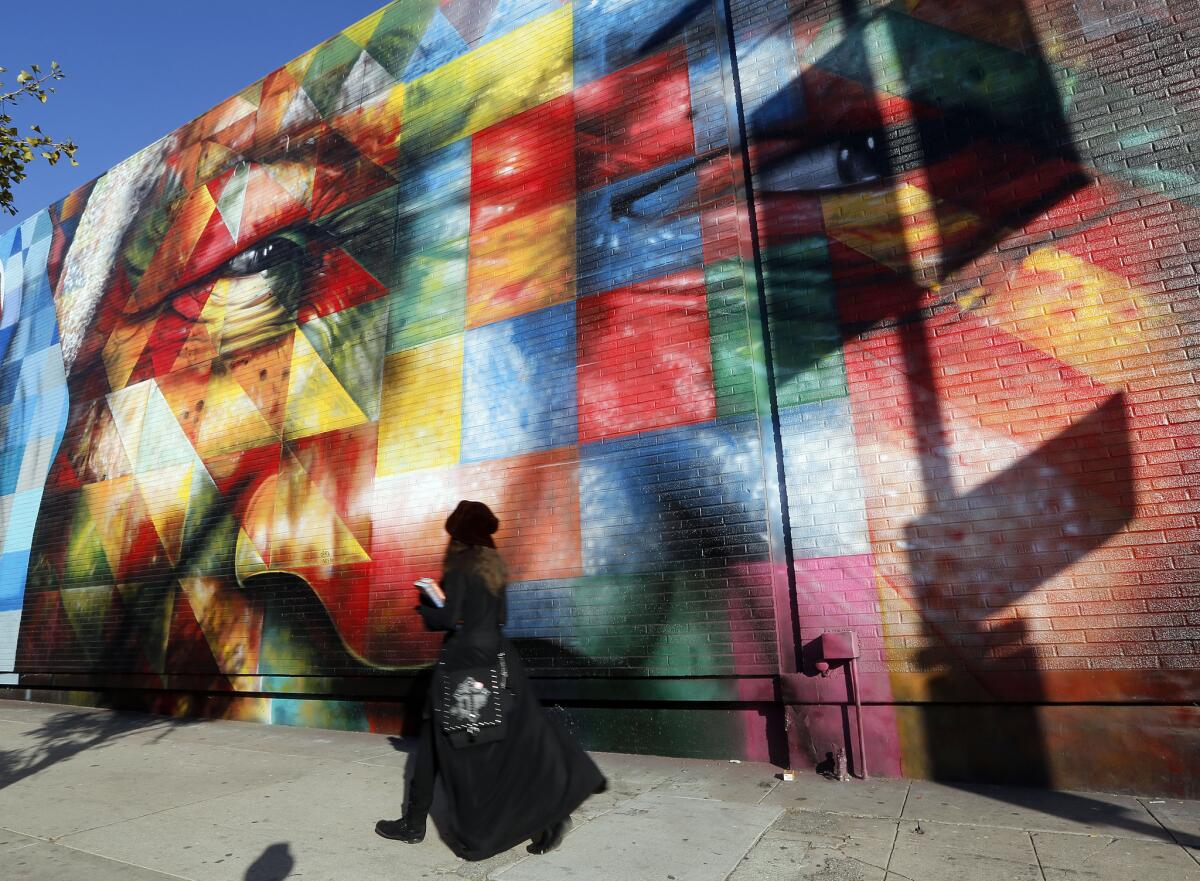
<box><xmin>365</xmin><ymin>448</ymin><xmax>582</xmax><ymax>665</ymax></box>
<box><xmin>577</xmin><ymin>270</ymin><xmax>716</xmax><ymax>443</ymax></box>
<box><xmin>574</xmin><ymin>45</ymin><xmax>694</xmax><ymax>192</ymax></box>
<box><xmin>470</xmin><ymin>93</ymin><xmax>575</xmax><ymax>233</ymax></box>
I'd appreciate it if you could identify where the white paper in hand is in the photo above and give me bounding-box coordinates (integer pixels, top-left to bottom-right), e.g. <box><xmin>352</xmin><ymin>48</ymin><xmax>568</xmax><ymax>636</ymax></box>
<box><xmin>415</xmin><ymin>577</ymin><xmax>445</xmax><ymax>608</ymax></box>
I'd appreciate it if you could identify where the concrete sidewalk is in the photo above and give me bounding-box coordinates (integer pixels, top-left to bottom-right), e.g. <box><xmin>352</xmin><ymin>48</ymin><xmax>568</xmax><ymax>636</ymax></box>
<box><xmin>0</xmin><ymin>700</ymin><xmax>1196</xmax><ymax>881</ymax></box>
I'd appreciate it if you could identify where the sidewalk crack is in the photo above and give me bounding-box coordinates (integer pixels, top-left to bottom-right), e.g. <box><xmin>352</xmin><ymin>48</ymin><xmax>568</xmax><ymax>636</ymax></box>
<box><xmin>48</xmin><ymin>774</ymin><xmax>304</xmax><ymax>841</ymax></box>
<box><xmin>718</xmin><ymin>808</ymin><xmax>782</xmax><ymax>881</ymax></box>
<box><xmin>755</xmin><ymin>778</ymin><xmax>780</xmax><ymax>805</ymax></box>
<box><xmin>1139</xmin><ymin>798</ymin><xmax>1200</xmax><ymax>868</ymax></box>
<box><xmin>882</xmin><ymin>781</ymin><xmax>911</xmax><ymax>879</ymax></box>
<box><xmin>1029</xmin><ymin>831</ymin><xmax>1048</xmax><ymax>881</ymax></box>
<box><xmin>23</xmin><ymin>838</ymin><xmax>197</xmax><ymax>881</ymax></box>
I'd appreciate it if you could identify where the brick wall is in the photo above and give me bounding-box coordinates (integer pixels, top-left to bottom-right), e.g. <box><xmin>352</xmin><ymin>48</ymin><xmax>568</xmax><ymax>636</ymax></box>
<box><xmin>0</xmin><ymin>0</ymin><xmax>1197</xmax><ymax>794</ymax></box>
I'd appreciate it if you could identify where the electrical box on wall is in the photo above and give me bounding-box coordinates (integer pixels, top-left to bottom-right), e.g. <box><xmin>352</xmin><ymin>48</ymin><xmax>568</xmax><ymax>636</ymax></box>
<box><xmin>816</xmin><ymin>631</ymin><xmax>859</xmax><ymax>663</ymax></box>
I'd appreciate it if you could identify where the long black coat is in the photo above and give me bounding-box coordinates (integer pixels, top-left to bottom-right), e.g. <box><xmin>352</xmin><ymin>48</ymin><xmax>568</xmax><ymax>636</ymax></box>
<box><xmin>417</xmin><ymin>546</ymin><xmax>604</xmax><ymax>860</ymax></box>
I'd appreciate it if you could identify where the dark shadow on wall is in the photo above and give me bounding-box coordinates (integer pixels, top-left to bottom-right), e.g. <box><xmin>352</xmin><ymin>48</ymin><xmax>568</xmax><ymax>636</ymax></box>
<box><xmin>905</xmin><ymin>393</ymin><xmax>1133</xmax><ymax>785</ymax></box>
<box><xmin>0</xmin><ymin>706</ymin><xmax>197</xmax><ymax>792</ymax></box>
<box><xmin>562</xmin><ymin>0</ymin><xmax>1110</xmax><ymax>782</ymax></box>
<box><xmin>737</xmin><ymin>0</ymin><xmax>1120</xmax><ymax>789</ymax></box>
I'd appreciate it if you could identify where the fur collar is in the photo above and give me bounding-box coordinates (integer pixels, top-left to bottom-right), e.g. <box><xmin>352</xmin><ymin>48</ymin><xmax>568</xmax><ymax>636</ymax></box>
<box><xmin>444</xmin><ymin>542</ymin><xmax>507</xmax><ymax>595</ymax></box>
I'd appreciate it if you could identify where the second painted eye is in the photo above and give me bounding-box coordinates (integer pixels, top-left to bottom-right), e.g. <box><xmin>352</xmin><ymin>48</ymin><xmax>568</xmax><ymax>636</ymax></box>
<box><xmin>220</xmin><ymin>233</ymin><xmax>310</xmax><ymax>277</ymax></box>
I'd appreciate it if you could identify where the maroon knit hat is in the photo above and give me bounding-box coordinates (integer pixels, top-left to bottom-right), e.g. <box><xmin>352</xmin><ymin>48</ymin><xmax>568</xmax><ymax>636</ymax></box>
<box><xmin>444</xmin><ymin>500</ymin><xmax>499</xmax><ymax>548</ymax></box>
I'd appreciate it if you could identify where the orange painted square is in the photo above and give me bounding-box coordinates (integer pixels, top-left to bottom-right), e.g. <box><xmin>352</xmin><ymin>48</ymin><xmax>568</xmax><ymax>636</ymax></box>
<box><xmin>466</xmin><ymin>202</ymin><xmax>576</xmax><ymax>328</ymax></box>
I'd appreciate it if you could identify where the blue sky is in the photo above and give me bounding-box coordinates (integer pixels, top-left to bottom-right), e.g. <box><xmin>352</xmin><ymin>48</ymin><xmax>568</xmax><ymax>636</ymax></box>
<box><xmin>2</xmin><ymin>0</ymin><xmax>390</xmax><ymax>232</ymax></box>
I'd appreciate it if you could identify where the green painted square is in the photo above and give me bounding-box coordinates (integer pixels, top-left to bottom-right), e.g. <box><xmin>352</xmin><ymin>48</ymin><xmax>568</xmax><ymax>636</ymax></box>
<box><xmin>761</xmin><ymin>239</ymin><xmax>848</xmax><ymax>408</ymax></box>
<box><xmin>386</xmin><ymin>236</ymin><xmax>467</xmax><ymax>353</ymax></box>
<box><xmin>569</xmin><ymin>571</ymin><xmax>741</xmax><ymax>677</ymax></box>
<box><xmin>365</xmin><ymin>0</ymin><xmax>439</xmax><ymax>80</ymax></box>
<box><xmin>705</xmin><ymin>259</ymin><xmax>760</xmax><ymax>418</ymax></box>
<box><xmin>399</xmin><ymin>67</ymin><xmax>473</xmax><ymax>162</ymax></box>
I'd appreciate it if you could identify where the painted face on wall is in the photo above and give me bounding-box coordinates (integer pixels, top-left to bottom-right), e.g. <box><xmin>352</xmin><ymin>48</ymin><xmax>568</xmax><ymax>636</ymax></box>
<box><xmin>16</xmin><ymin>1</ymin><xmax>779</xmax><ymax>703</ymax></box>
<box><xmin>21</xmin><ymin>76</ymin><xmax>415</xmax><ymax>678</ymax></box>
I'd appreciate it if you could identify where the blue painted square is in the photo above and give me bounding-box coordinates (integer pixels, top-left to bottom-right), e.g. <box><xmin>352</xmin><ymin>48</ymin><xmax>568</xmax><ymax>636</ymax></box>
<box><xmin>20</xmin><ymin>239</ymin><xmax>54</xmax><ymax>314</ymax></box>
<box><xmin>575</xmin><ymin>156</ymin><xmax>703</xmax><ymax>296</ymax></box>
<box><xmin>579</xmin><ymin>415</ymin><xmax>768</xmax><ymax>575</ymax></box>
<box><xmin>0</xmin><ymin>325</ymin><xmax>15</xmax><ymax>366</ymax></box>
<box><xmin>505</xmin><ymin>578</ymin><xmax>578</xmax><ymax>643</ymax></box>
<box><xmin>0</xmin><ymin>362</ymin><xmax>20</xmax><ymax>406</ymax></box>
<box><xmin>686</xmin><ymin>42</ymin><xmax>728</xmax><ymax>155</ymax></box>
<box><xmin>396</xmin><ymin>139</ymin><xmax>471</xmax><ymax>255</ymax></box>
<box><xmin>0</xmin><ymin>549</ymin><xmax>31</xmax><ymax>611</ymax></box>
<box><xmin>19</xmin><ymin>210</ymin><xmax>53</xmax><ymax>247</ymax></box>
<box><xmin>0</xmin><ymin>444</ymin><xmax>23</xmax><ymax>495</ymax></box>
<box><xmin>1</xmin><ymin>391</ymin><xmax>34</xmax><ymax>449</ymax></box>
<box><xmin>778</xmin><ymin>397</ymin><xmax>870</xmax><ymax>557</ymax></box>
<box><xmin>3</xmin><ymin>489</ymin><xmax>45</xmax><ymax>554</ymax></box>
<box><xmin>481</xmin><ymin>0</ymin><xmax>562</xmax><ymax>43</ymax></box>
<box><xmin>17</xmin><ymin>346</ymin><xmax>69</xmax><ymax>438</ymax></box>
<box><xmin>739</xmin><ymin>30</ymin><xmax>804</xmax><ymax>136</ymax></box>
<box><xmin>1</xmin><ymin>255</ymin><xmax>24</xmax><ymax>329</ymax></box>
<box><xmin>8</xmin><ymin>305</ymin><xmax>60</xmax><ymax>364</ymax></box>
<box><xmin>574</xmin><ymin>0</ymin><xmax>698</xmax><ymax>87</ymax></box>
<box><xmin>398</xmin><ymin>137</ymin><xmax>471</xmax><ymax>204</ymax></box>
<box><xmin>403</xmin><ymin>8</ymin><xmax>470</xmax><ymax>82</ymax></box>
<box><xmin>460</xmin><ymin>303</ymin><xmax>577</xmax><ymax>460</ymax></box>
<box><xmin>1</xmin><ymin>225</ymin><xmax>20</xmax><ymax>257</ymax></box>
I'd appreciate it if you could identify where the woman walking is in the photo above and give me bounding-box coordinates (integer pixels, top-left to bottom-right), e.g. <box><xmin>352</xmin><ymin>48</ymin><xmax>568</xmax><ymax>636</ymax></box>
<box><xmin>376</xmin><ymin>500</ymin><xmax>606</xmax><ymax>860</ymax></box>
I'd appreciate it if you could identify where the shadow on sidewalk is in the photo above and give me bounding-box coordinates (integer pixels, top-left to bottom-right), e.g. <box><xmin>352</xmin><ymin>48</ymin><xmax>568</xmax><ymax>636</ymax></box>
<box><xmin>0</xmin><ymin>707</ymin><xmax>197</xmax><ymax>792</ymax></box>
<box><xmin>933</xmin><ymin>781</ymin><xmax>1179</xmax><ymax>845</ymax></box>
<box><xmin>244</xmin><ymin>842</ymin><xmax>295</xmax><ymax>881</ymax></box>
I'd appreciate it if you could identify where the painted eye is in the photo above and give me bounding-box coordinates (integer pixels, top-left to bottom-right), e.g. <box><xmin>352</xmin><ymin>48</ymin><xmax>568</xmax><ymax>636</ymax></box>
<box><xmin>756</xmin><ymin>129</ymin><xmax>888</xmax><ymax>192</ymax></box>
<box><xmin>835</xmin><ymin>132</ymin><xmax>885</xmax><ymax>187</ymax></box>
<box><xmin>220</xmin><ymin>235</ymin><xmax>309</xmax><ymax>277</ymax></box>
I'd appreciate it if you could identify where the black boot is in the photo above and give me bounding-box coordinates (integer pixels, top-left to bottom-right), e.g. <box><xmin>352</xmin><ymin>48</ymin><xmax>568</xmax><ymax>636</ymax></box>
<box><xmin>527</xmin><ymin>816</ymin><xmax>572</xmax><ymax>855</ymax></box>
<box><xmin>375</xmin><ymin>816</ymin><xmax>426</xmax><ymax>843</ymax></box>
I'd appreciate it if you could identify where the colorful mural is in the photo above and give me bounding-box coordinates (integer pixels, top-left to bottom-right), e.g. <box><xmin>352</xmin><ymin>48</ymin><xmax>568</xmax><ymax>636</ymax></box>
<box><xmin>0</xmin><ymin>0</ymin><xmax>1197</xmax><ymax>795</ymax></box>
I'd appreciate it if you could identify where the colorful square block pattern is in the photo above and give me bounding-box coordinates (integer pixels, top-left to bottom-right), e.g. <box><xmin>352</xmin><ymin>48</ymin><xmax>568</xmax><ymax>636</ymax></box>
<box><xmin>578</xmin><ymin>415</ymin><xmax>768</xmax><ymax>576</ymax></box>
<box><xmin>576</xmin><ymin>270</ymin><xmax>716</xmax><ymax>444</ymax></box>
<box><xmin>460</xmin><ymin>302</ymin><xmax>578</xmax><ymax>461</ymax></box>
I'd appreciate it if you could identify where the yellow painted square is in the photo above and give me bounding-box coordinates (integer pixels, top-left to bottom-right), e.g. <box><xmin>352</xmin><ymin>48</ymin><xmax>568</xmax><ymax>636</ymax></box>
<box><xmin>467</xmin><ymin>202</ymin><xmax>576</xmax><ymax>328</ymax></box>
<box><xmin>377</xmin><ymin>335</ymin><xmax>464</xmax><ymax>475</ymax></box>
<box><xmin>401</xmin><ymin>5</ymin><xmax>573</xmax><ymax>156</ymax></box>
